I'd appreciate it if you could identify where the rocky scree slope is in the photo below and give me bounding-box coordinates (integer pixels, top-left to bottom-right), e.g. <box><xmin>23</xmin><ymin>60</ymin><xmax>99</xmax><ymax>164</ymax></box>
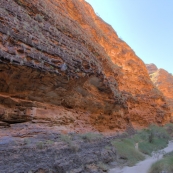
<box><xmin>0</xmin><ymin>0</ymin><xmax>171</xmax><ymax>131</ymax></box>
<box><xmin>146</xmin><ymin>63</ymin><xmax>173</xmax><ymax>117</ymax></box>
<box><xmin>0</xmin><ymin>123</ymin><xmax>118</xmax><ymax>173</ymax></box>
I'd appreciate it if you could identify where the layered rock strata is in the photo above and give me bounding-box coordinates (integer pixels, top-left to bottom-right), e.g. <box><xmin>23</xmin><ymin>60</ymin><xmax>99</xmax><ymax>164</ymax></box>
<box><xmin>147</xmin><ymin>64</ymin><xmax>173</xmax><ymax>116</ymax></box>
<box><xmin>0</xmin><ymin>0</ymin><xmax>171</xmax><ymax>131</ymax></box>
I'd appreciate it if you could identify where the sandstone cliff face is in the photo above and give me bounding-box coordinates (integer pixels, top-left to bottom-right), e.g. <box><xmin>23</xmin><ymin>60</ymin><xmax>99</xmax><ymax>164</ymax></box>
<box><xmin>146</xmin><ymin>63</ymin><xmax>158</xmax><ymax>74</ymax></box>
<box><xmin>147</xmin><ymin>64</ymin><xmax>173</xmax><ymax>116</ymax></box>
<box><xmin>0</xmin><ymin>0</ymin><xmax>170</xmax><ymax>131</ymax></box>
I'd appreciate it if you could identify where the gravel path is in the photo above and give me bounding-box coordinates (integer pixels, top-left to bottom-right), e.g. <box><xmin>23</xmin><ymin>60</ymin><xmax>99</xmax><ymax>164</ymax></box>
<box><xmin>109</xmin><ymin>140</ymin><xmax>173</xmax><ymax>173</ymax></box>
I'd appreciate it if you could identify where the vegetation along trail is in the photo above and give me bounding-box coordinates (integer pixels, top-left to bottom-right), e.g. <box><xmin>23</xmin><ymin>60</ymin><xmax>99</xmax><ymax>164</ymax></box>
<box><xmin>109</xmin><ymin>140</ymin><xmax>173</xmax><ymax>173</ymax></box>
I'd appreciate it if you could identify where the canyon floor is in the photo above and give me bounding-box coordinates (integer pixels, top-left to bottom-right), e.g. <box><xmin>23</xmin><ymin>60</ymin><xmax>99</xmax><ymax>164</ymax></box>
<box><xmin>0</xmin><ymin>121</ymin><xmax>134</xmax><ymax>173</ymax></box>
<box><xmin>1</xmin><ymin>121</ymin><xmax>172</xmax><ymax>173</ymax></box>
<box><xmin>109</xmin><ymin>140</ymin><xmax>173</xmax><ymax>173</ymax></box>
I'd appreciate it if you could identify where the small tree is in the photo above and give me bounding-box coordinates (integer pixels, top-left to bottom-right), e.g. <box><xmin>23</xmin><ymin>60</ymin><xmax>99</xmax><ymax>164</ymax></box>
<box><xmin>149</xmin><ymin>130</ymin><xmax>154</xmax><ymax>143</ymax></box>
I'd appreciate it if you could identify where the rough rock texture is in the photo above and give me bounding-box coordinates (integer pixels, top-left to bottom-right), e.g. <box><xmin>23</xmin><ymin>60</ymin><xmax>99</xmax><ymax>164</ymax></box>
<box><xmin>146</xmin><ymin>63</ymin><xmax>158</xmax><ymax>75</ymax></box>
<box><xmin>0</xmin><ymin>122</ymin><xmax>134</xmax><ymax>173</ymax></box>
<box><xmin>0</xmin><ymin>0</ymin><xmax>171</xmax><ymax>132</ymax></box>
<box><xmin>0</xmin><ymin>0</ymin><xmax>172</xmax><ymax>172</ymax></box>
<box><xmin>146</xmin><ymin>64</ymin><xmax>173</xmax><ymax>116</ymax></box>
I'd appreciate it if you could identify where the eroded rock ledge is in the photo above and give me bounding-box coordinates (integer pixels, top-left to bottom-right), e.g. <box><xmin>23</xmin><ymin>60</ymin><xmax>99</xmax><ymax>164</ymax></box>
<box><xmin>0</xmin><ymin>0</ymin><xmax>171</xmax><ymax>131</ymax></box>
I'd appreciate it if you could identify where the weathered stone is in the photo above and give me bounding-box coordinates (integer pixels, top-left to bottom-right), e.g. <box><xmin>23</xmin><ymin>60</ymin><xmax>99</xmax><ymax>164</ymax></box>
<box><xmin>146</xmin><ymin>64</ymin><xmax>173</xmax><ymax>117</ymax></box>
<box><xmin>0</xmin><ymin>0</ymin><xmax>171</xmax><ymax>131</ymax></box>
<box><xmin>146</xmin><ymin>64</ymin><xmax>158</xmax><ymax>74</ymax></box>
<box><xmin>0</xmin><ymin>121</ymin><xmax>10</xmax><ymax>127</ymax></box>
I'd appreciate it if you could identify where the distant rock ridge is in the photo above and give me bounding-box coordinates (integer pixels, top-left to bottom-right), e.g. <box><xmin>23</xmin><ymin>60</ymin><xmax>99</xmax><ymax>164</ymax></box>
<box><xmin>146</xmin><ymin>63</ymin><xmax>158</xmax><ymax>74</ymax></box>
<box><xmin>146</xmin><ymin>63</ymin><xmax>173</xmax><ymax>117</ymax></box>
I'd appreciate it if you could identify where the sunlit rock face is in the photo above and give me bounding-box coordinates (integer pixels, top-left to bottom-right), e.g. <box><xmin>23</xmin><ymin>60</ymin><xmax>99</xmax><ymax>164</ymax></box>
<box><xmin>146</xmin><ymin>63</ymin><xmax>158</xmax><ymax>74</ymax></box>
<box><xmin>0</xmin><ymin>0</ymin><xmax>170</xmax><ymax>131</ymax></box>
<box><xmin>147</xmin><ymin>63</ymin><xmax>173</xmax><ymax>118</ymax></box>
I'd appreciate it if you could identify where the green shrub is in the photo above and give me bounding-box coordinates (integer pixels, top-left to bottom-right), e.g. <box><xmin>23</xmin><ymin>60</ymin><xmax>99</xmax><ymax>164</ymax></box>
<box><xmin>23</xmin><ymin>138</ymin><xmax>31</xmax><ymax>145</ymax></box>
<box><xmin>81</xmin><ymin>132</ymin><xmax>103</xmax><ymax>142</ymax></box>
<box><xmin>139</xmin><ymin>138</ymin><xmax>167</xmax><ymax>155</ymax></box>
<box><xmin>149</xmin><ymin>152</ymin><xmax>173</xmax><ymax>173</ymax></box>
<box><xmin>164</xmin><ymin>123</ymin><xmax>173</xmax><ymax>137</ymax></box>
<box><xmin>46</xmin><ymin>140</ymin><xmax>54</xmax><ymax>145</ymax></box>
<box><xmin>59</xmin><ymin>134</ymin><xmax>79</xmax><ymax>152</ymax></box>
<box><xmin>111</xmin><ymin>125</ymin><xmax>171</xmax><ymax>166</ymax></box>
<box><xmin>137</xmin><ymin>125</ymin><xmax>169</xmax><ymax>155</ymax></box>
<box><xmin>149</xmin><ymin>124</ymin><xmax>170</xmax><ymax>140</ymax></box>
<box><xmin>60</xmin><ymin>134</ymin><xmax>72</xmax><ymax>144</ymax></box>
<box><xmin>112</xmin><ymin>138</ymin><xmax>145</xmax><ymax>166</ymax></box>
<box><xmin>36</xmin><ymin>141</ymin><xmax>45</xmax><ymax>149</ymax></box>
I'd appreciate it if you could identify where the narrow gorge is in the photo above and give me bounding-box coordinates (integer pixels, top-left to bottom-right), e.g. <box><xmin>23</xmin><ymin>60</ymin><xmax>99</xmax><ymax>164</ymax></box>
<box><xmin>0</xmin><ymin>0</ymin><xmax>172</xmax><ymax>172</ymax></box>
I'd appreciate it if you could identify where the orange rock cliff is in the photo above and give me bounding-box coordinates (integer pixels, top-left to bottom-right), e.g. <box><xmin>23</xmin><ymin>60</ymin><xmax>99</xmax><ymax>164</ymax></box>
<box><xmin>146</xmin><ymin>63</ymin><xmax>173</xmax><ymax>118</ymax></box>
<box><xmin>0</xmin><ymin>0</ymin><xmax>171</xmax><ymax>131</ymax></box>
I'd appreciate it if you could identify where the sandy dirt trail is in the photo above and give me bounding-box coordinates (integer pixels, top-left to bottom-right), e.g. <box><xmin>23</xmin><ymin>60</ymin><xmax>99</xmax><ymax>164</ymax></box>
<box><xmin>109</xmin><ymin>141</ymin><xmax>173</xmax><ymax>173</ymax></box>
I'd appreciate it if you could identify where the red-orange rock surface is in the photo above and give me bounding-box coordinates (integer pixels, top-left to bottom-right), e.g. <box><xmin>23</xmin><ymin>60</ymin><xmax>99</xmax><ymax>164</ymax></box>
<box><xmin>146</xmin><ymin>63</ymin><xmax>158</xmax><ymax>75</ymax></box>
<box><xmin>0</xmin><ymin>0</ymin><xmax>171</xmax><ymax>131</ymax></box>
<box><xmin>147</xmin><ymin>64</ymin><xmax>173</xmax><ymax>117</ymax></box>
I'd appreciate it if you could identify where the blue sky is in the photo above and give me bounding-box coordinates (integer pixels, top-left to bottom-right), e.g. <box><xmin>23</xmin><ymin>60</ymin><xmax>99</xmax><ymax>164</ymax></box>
<box><xmin>85</xmin><ymin>0</ymin><xmax>173</xmax><ymax>74</ymax></box>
